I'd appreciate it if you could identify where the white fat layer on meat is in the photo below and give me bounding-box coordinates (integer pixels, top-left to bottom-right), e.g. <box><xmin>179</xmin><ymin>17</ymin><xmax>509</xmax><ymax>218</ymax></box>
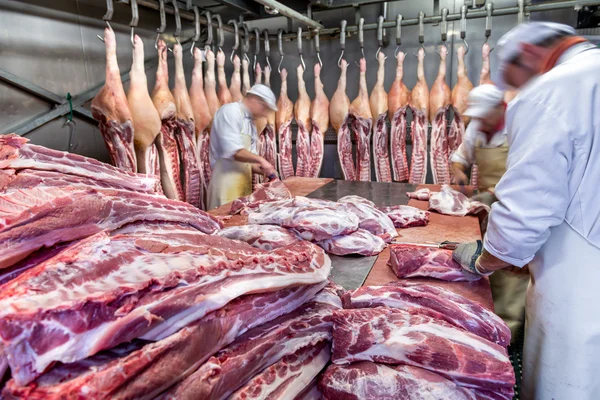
<box><xmin>313</xmin><ymin>288</ymin><xmax>342</xmax><ymax>309</ymax></box>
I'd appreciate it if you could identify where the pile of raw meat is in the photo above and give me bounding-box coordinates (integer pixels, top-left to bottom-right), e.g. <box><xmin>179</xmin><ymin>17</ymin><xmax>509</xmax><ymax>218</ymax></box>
<box><xmin>408</xmin><ymin>185</ymin><xmax>490</xmax><ymax>216</ymax></box>
<box><xmin>223</xmin><ymin>190</ymin><xmax>430</xmax><ymax>257</ymax></box>
<box><xmin>0</xmin><ymin>135</ymin><xmax>336</xmax><ymax>399</ymax></box>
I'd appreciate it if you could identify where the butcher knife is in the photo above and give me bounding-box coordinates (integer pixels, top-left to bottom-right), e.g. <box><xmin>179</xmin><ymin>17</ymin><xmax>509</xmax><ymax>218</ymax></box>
<box><xmin>390</xmin><ymin>240</ymin><xmax>460</xmax><ymax>250</ymax></box>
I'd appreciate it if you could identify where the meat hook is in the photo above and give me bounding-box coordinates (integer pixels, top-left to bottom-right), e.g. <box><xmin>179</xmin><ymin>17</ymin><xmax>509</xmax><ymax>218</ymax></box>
<box><xmin>96</xmin><ymin>0</ymin><xmax>113</xmax><ymax>42</ymax></box>
<box><xmin>338</xmin><ymin>20</ymin><xmax>346</xmax><ymax>67</ymax></box>
<box><xmin>185</xmin><ymin>0</ymin><xmax>192</xmax><ymax>10</ymax></box>
<box><xmin>228</xmin><ymin>20</ymin><xmax>239</xmax><ymax>63</ymax></box>
<box><xmin>253</xmin><ymin>28</ymin><xmax>260</xmax><ymax>73</ymax></box>
<box><xmin>375</xmin><ymin>16</ymin><xmax>386</xmax><ymax>61</ymax></box>
<box><xmin>297</xmin><ymin>27</ymin><xmax>305</xmax><ymax>71</ymax></box>
<box><xmin>240</xmin><ymin>23</ymin><xmax>250</xmax><ymax>63</ymax></box>
<box><xmin>438</xmin><ymin>8</ymin><xmax>449</xmax><ymax>54</ymax></box>
<box><xmin>394</xmin><ymin>14</ymin><xmax>402</xmax><ymax>58</ymax></box>
<box><xmin>64</xmin><ymin>120</ymin><xmax>77</xmax><ymax>151</ymax></box>
<box><xmin>460</xmin><ymin>5</ymin><xmax>469</xmax><ymax>55</ymax></box>
<box><xmin>191</xmin><ymin>6</ymin><xmax>201</xmax><ymax>57</ymax></box>
<box><xmin>358</xmin><ymin>18</ymin><xmax>365</xmax><ymax>59</ymax></box>
<box><xmin>203</xmin><ymin>11</ymin><xmax>213</xmax><ymax>53</ymax></box>
<box><xmin>484</xmin><ymin>2</ymin><xmax>494</xmax><ymax>52</ymax></box>
<box><xmin>213</xmin><ymin>14</ymin><xmax>224</xmax><ymax>53</ymax></box>
<box><xmin>314</xmin><ymin>29</ymin><xmax>322</xmax><ymax>67</ymax></box>
<box><xmin>263</xmin><ymin>29</ymin><xmax>271</xmax><ymax>70</ymax></box>
<box><xmin>277</xmin><ymin>28</ymin><xmax>285</xmax><ymax>73</ymax></box>
<box><xmin>413</xmin><ymin>11</ymin><xmax>426</xmax><ymax>57</ymax></box>
<box><xmin>171</xmin><ymin>0</ymin><xmax>181</xmax><ymax>46</ymax></box>
<box><xmin>129</xmin><ymin>0</ymin><xmax>139</xmax><ymax>48</ymax></box>
<box><xmin>155</xmin><ymin>0</ymin><xmax>166</xmax><ymax>50</ymax></box>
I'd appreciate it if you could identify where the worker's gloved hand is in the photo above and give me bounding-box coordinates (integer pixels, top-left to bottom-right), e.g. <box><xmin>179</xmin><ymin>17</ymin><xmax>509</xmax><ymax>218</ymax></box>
<box><xmin>452</xmin><ymin>241</ymin><xmax>491</xmax><ymax>279</ymax></box>
<box><xmin>470</xmin><ymin>191</ymin><xmax>497</xmax><ymax>208</ymax></box>
<box><xmin>451</xmin><ymin>163</ymin><xmax>469</xmax><ymax>187</ymax></box>
<box><xmin>258</xmin><ymin>159</ymin><xmax>276</xmax><ymax>178</ymax></box>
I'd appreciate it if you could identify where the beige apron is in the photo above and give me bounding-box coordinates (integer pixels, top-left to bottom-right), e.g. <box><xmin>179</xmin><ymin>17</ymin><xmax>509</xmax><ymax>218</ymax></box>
<box><xmin>475</xmin><ymin>139</ymin><xmax>528</xmax><ymax>344</ymax></box>
<box><xmin>207</xmin><ymin>130</ymin><xmax>253</xmax><ymax>210</ymax></box>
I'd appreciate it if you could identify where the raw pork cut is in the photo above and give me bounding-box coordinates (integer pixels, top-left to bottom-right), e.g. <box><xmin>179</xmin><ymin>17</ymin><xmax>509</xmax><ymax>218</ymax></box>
<box><xmin>320</xmin><ymin>362</ymin><xmax>479</xmax><ymax>400</ymax></box>
<box><xmin>389</xmin><ymin>244</ymin><xmax>480</xmax><ymax>281</ymax></box>
<box><xmin>294</xmin><ymin>378</ymin><xmax>322</xmax><ymax>400</ymax></box>
<box><xmin>429</xmin><ymin>185</ymin><xmax>490</xmax><ymax>216</ymax></box>
<box><xmin>0</xmin><ymin>242</ymin><xmax>71</xmax><ymax>286</ymax></box>
<box><xmin>317</xmin><ymin>229</ymin><xmax>386</xmax><ymax>256</ymax></box>
<box><xmin>407</xmin><ymin>188</ymin><xmax>432</xmax><ymax>201</ymax></box>
<box><xmin>218</xmin><ymin>224</ymin><xmax>299</xmax><ymax>250</ymax></box>
<box><xmin>429</xmin><ymin>46</ymin><xmax>452</xmax><ymax>185</ymax></box>
<box><xmin>342</xmin><ymin>202</ymin><xmax>397</xmax><ymax>242</ymax></box>
<box><xmin>388</xmin><ymin>51</ymin><xmax>411</xmax><ymax>182</ymax></box>
<box><xmin>308</xmin><ymin>63</ymin><xmax>329</xmax><ymax>178</ymax></box>
<box><xmin>230</xmin><ymin>179</ymin><xmax>292</xmax><ymax>215</ymax></box>
<box><xmin>0</xmin><ymin>231</ymin><xmax>330</xmax><ymax>385</ymax></box>
<box><xmin>378</xmin><ymin>205</ymin><xmax>429</xmax><ymax>228</ymax></box>
<box><xmin>351</xmin><ymin>58</ymin><xmax>373</xmax><ymax>181</ymax></box>
<box><xmin>295</xmin><ymin>64</ymin><xmax>312</xmax><ymax>177</ymax></box>
<box><xmin>230</xmin><ymin>342</ymin><xmax>330</xmax><ymax>400</ymax></box>
<box><xmin>342</xmin><ymin>282</ymin><xmax>510</xmax><ymax>346</ymax></box>
<box><xmin>0</xmin><ymin>135</ymin><xmax>159</xmax><ymax>193</ymax></box>
<box><xmin>276</xmin><ymin>69</ymin><xmax>294</xmax><ymax>179</ymax></box>
<box><xmin>331</xmin><ymin>60</ymin><xmax>354</xmax><ymax>181</ymax></box>
<box><xmin>0</xmin><ymin>184</ymin><xmax>220</xmax><ymax>269</ymax></box>
<box><xmin>2</xmin><ymin>284</ymin><xmax>325</xmax><ymax>400</ymax></box>
<box><xmin>160</xmin><ymin>282</ymin><xmax>342</xmax><ymax>400</ymax></box>
<box><xmin>409</xmin><ymin>48</ymin><xmax>429</xmax><ymax>184</ymax></box>
<box><xmin>91</xmin><ymin>26</ymin><xmax>136</xmax><ymax>172</ymax></box>
<box><xmin>337</xmin><ymin>195</ymin><xmax>375</xmax><ymax>207</ymax></box>
<box><xmin>331</xmin><ymin>308</ymin><xmax>515</xmax><ymax>391</ymax></box>
<box><xmin>370</xmin><ymin>51</ymin><xmax>391</xmax><ymax>182</ymax></box>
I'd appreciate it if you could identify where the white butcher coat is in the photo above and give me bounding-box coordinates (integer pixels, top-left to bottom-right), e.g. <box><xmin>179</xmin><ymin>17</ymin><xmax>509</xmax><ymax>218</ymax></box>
<box><xmin>484</xmin><ymin>42</ymin><xmax>600</xmax><ymax>399</ymax></box>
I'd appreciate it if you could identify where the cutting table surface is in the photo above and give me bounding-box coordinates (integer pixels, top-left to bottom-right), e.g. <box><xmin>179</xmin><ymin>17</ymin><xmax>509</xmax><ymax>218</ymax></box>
<box><xmin>208</xmin><ymin>178</ymin><xmax>493</xmax><ymax>310</ymax></box>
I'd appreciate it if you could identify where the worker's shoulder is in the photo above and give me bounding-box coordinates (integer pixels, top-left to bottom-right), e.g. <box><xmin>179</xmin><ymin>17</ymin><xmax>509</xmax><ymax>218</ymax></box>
<box><xmin>215</xmin><ymin>102</ymin><xmax>243</xmax><ymax>118</ymax></box>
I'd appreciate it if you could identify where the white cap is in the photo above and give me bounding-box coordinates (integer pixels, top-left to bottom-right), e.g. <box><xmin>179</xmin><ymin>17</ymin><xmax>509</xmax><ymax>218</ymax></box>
<box><xmin>463</xmin><ymin>84</ymin><xmax>504</xmax><ymax>119</ymax></box>
<box><xmin>496</xmin><ymin>22</ymin><xmax>576</xmax><ymax>89</ymax></box>
<box><xmin>247</xmin><ymin>84</ymin><xmax>278</xmax><ymax>111</ymax></box>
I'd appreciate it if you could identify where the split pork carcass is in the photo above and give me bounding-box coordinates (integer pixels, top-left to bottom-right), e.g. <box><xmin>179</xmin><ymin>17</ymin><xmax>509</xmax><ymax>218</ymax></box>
<box><xmin>127</xmin><ymin>34</ymin><xmax>161</xmax><ymax>175</ymax></box>
<box><xmin>189</xmin><ymin>47</ymin><xmax>213</xmax><ymax>210</ymax></box>
<box><xmin>276</xmin><ymin>68</ymin><xmax>295</xmax><ymax>179</ymax></box>
<box><xmin>429</xmin><ymin>45</ymin><xmax>452</xmax><ymax>185</ymax></box>
<box><xmin>152</xmin><ymin>39</ymin><xmax>183</xmax><ymax>200</ymax></box>
<box><xmin>91</xmin><ymin>25</ymin><xmax>136</xmax><ymax>172</ymax></box>
<box><xmin>331</xmin><ymin>59</ymin><xmax>354</xmax><ymax>180</ymax></box>
<box><xmin>409</xmin><ymin>47</ymin><xmax>429</xmax><ymax>184</ymax></box>
<box><xmin>254</xmin><ymin>63</ymin><xmax>267</xmax><ymax>153</ymax></box>
<box><xmin>204</xmin><ymin>48</ymin><xmax>221</xmax><ymax>119</ymax></box>
<box><xmin>350</xmin><ymin>58</ymin><xmax>373</xmax><ymax>181</ymax></box>
<box><xmin>309</xmin><ymin>62</ymin><xmax>330</xmax><ymax>178</ymax></box>
<box><xmin>229</xmin><ymin>55</ymin><xmax>243</xmax><ymax>102</ymax></box>
<box><xmin>294</xmin><ymin>64</ymin><xmax>313</xmax><ymax>177</ymax></box>
<box><xmin>449</xmin><ymin>45</ymin><xmax>474</xmax><ymax>183</ymax></box>
<box><xmin>388</xmin><ymin>51</ymin><xmax>411</xmax><ymax>182</ymax></box>
<box><xmin>216</xmin><ymin>49</ymin><xmax>233</xmax><ymax>105</ymax></box>
<box><xmin>479</xmin><ymin>43</ymin><xmax>493</xmax><ymax>86</ymax></box>
<box><xmin>370</xmin><ymin>51</ymin><xmax>391</xmax><ymax>182</ymax></box>
<box><xmin>261</xmin><ymin>65</ymin><xmax>277</xmax><ymax>175</ymax></box>
<box><xmin>172</xmin><ymin>43</ymin><xmax>201</xmax><ymax>208</ymax></box>
<box><xmin>241</xmin><ymin>56</ymin><xmax>251</xmax><ymax>96</ymax></box>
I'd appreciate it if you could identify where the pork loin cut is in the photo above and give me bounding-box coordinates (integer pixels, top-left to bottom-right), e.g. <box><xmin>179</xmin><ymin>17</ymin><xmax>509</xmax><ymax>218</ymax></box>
<box><xmin>320</xmin><ymin>362</ymin><xmax>480</xmax><ymax>400</ymax></box>
<box><xmin>0</xmin><ymin>231</ymin><xmax>330</xmax><ymax>386</ymax></box>
<box><xmin>388</xmin><ymin>244</ymin><xmax>480</xmax><ymax>282</ymax></box>
<box><xmin>378</xmin><ymin>205</ymin><xmax>430</xmax><ymax>228</ymax></box>
<box><xmin>218</xmin><ymin>224</ymin><xmax>299</xmax><ymax>250</ymax></box>
<box><xmin>342</xmin><ymin>282</ymin><xmax>511</xmax><ymax>346</ymax></box>
<box><xmin>331</xmin><ymin>308</ymin><xmax>515</xmax><ymax>391</ymax></box>
<box><xmin>2</xmin><ymin>284</ymin><xmax>325</xmax><ymax>400</ymax></box>
<box><xmin>160</xmin><ymin>281</ymin><xmax>342</xmax><ymax>400</ymax></box>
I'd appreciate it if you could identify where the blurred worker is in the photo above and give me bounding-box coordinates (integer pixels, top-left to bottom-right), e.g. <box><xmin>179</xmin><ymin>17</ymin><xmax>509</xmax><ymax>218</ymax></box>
<box><xmin>453</xmin><ymin>22</ymin><xmax>600</xmax><ymax>399</ymax></box>
<box><xmin>207</xmin><ymin>84</ymin><xmax>277</xmax><ymax>209</ymax></box>
<box><xmin>450</xmin><ymin>84</ymin><xmax>528</xmax><ymax>345</ymax></box>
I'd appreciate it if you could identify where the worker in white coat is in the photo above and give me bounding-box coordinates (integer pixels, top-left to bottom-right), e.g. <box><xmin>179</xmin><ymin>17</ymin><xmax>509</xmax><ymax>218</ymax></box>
<box><xmin>453</xmin><ymin>22</ymin><xmax>600</xmax><ymax>399</ymax></box>
<box><xmin>207</xmin><ymin>84</ymin><xmax>277</xmax><ymax>209</ymax></box>
<box><xmin>450</xmin><ymin>84</ymin><xmax>528</xmax><ymax>344</ymax></box>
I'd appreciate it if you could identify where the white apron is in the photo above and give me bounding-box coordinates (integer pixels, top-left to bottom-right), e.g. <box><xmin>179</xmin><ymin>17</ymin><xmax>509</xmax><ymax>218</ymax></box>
<box><xmin>207</xmin><ymin>130</ymin><xmax>252</xmax><ymax>210</ymax></box>
<box><xmin>523</xmin><ymin>221</ymin><xmax>600</xmax><ymax>399</ymax></box>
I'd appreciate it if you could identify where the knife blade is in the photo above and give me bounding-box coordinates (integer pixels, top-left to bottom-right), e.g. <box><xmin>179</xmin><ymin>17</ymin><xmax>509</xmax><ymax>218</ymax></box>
<box><xmin>390</xmin><ymin>240</ymin><xmax>459</xmax><ymax>250</ymax></box>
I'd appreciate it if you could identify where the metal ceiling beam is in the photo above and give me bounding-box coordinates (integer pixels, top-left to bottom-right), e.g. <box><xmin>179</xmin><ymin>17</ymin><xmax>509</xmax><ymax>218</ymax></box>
<box><xmin>311</xmin><ymin>0</ymin><xmax>399</xmax><ymax>10</ymax></box>
<box><xmin>211</xmin><ymin>0</ymin><xmax>261</xmax><ymax>16</ymax></box>
<box><xmin>250</xmin><ymin>0</ymin><xmax>324</xmax><ymax>29</ymax></box>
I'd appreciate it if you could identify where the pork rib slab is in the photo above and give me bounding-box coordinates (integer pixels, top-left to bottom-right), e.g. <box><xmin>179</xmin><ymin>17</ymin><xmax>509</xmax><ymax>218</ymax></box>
<box><xmin>331</xmin><ymin>308</ymin><xmax>515</xmax><ymax>391</ymax></box>
<box><xmin>161</xmin><ymin>282</ymin><xmax>342</xmax><ymax>400</ymax></box>
<box><xmin>0</xmin><ymin>232</ymin><xmax>330</xmax><ymax>386</ymax></box>
<box><xmin>2</xmin><ymin>284</ymin><xmax>325</xmax><ymax>400</ymax></box>
<box><xmin>0</xmin><ymin>134</ymin><xmax>159</xmax><ymax>193</ymax></box>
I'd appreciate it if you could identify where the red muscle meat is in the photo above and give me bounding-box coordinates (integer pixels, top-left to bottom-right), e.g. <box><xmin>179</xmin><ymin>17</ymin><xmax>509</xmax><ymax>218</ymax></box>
<box><xmin>378</xmin><ymin>205</ymin><xmax>430</xmax><ymax>228</ymax></box>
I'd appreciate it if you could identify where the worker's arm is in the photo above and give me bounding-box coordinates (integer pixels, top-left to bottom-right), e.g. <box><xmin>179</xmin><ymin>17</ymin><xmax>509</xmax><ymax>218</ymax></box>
<box><xmin>233</xmin><ymin>149</ymin><xmax>275</xmax><ymax>176</ymax></box>
<box><xmin>449</xmin><ymin>122</ymin><xmax>478</xmax><ymax>185</ymax></box>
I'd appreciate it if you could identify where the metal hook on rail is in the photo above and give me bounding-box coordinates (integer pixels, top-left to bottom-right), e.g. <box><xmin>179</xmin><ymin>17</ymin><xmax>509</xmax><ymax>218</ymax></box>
<box><xmin>414</xmin><ymin>11</ymin><xmax>426</xmax><ymax>57</ymax></box>
<box><xmin>297</xmin><ymin>27</ymin><xmax>305</xmax><ymax>70</ymax></box>
<box><xmin>358</xmin><ymin>17</ymin><xmax>365</xmax><ymax>59</ymax></box>
<box><xmin>185</xmin><ymin>0</ymin><xmax>192</xmax><ymax>10</ymax></box>
<box><xmin>253</xmin><ymin>28</ymin><xmax>260</xmax><ymax>73</ymax></box>
<box><xmin>155</xmin><ymin>0</ymin><xmax>166</xmax><ymax>49</ymax></box>
<box><xmin>517</xmin><ymin>0</ymin><xmax>525</xmax><ymax>24</ymax></box>
<box><xmin>375</xmin><ymin>16</ymin><xmax>386</xmax><ymax>60</ymax></box>
<box><xmin>460</xmin><ymin>5</ymin><xmax>469</xmax><ymax>54</ymax></box>
<box><xmin>241</xmin><ymin>23</ymin><xmax>250</xmax><ymax>63</ymax></box>
<box><xmin>228</xmin><ymin>19</ymin><xmax>239</xmax><ymax>63</ymax></box>
<box><xmin>213</xmin><ymin>14</ymin><xmax>224</xmax><ymax>52</ymax></box>
<box><xmin>263</xmin><ymin>29</ymin><xmax>271</xmax><ymax>70</ymax></box>
<box><xmin>338</xmin><ymin>20</ymin><xmax>346</xmax><ymax>67</ymax></box>
<box><xmin>171</xmin><ymin>0</ymin><xmax>181</xmax><ymax>46</ymax></box>
<box><xmin>129</xmin><ymin>0</ymin><xmax>138</xmax><ymax>48</ymax></box>
<box><xmin>394</xmin><ymin>14</ymin><xmax>402</xmax><ymax>57</ymax></box>
<box><xmin>484</xmin><ymin>2</ymin><xmax>494</xmax><ymax>52</ymax></box>
<box><xmin>191</xmin><ymin>6</ymin><xmax>201</xmax><ymax>57</ymax></box>
<box><xmin>438</xmin><ymin>8</ymin><xmax>448</xmax><ymax>54</ymax></box>
<box><xmin>203</xmin><ymin>11</ymin><xmax>213</xmax><ymax>53</ymax></box>
<box><xmin>314</xmin><ymin>29</ymin><xmax>322</xmax><ymax>67</ymax></box>
<box><xmin>96</xmin><ymin>0</ymin><xmax>113</xmax><ymax>42</ymax></box>
<box><xmin>277</xmin><ymin>28</ymin><xmax>284</xmax><ymax>73</ymax></box>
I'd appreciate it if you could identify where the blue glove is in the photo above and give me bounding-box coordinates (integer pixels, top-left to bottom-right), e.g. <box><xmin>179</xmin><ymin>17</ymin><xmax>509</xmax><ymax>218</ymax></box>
<box><xmin>452</xmin><ymin>241</ymin><xmax>491</xmax><ymax>278</ymax></box>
